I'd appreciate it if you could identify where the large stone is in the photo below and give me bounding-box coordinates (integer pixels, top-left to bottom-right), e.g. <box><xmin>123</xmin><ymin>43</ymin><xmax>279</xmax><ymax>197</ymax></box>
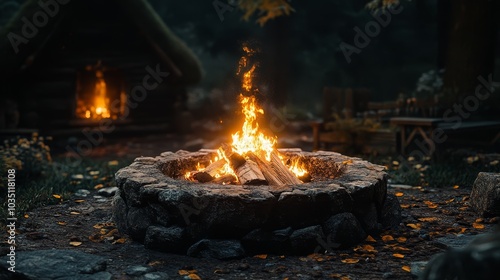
<box><xmin>127</xmin><ymin>207</ymin><xmax>153</xmax><ymax>241</ymax></box>
<box><xmin>144</xmin><ymin>226</ymin><xmax>186</xmax><ymax>253</ymax></box>
<box><xmin>380</xmin><ymin>194</ymin><xmax>402</xmax><ymax>229</ymax></box>
<box><xmin>322</xmin><ymin>212</ymin><xmax>367</xmax><ymax>248</ymax></box>
<box><xmin>111</xmin><ymin>191</ymin><xmax>128</xmax><ymax>233</ymax></box>
<box><xmin>421</xmin><ymin>228</ymin><xmax>500</xmax><ymax>280</ymax></box>
<box><xmin>355</xmin><ymin>202</ymin><xmax>382</xmax><ymax>235</ymax></box>
<box><xmin>470</xmin><ymin>172</ymin><xmax>500</xmax><ymax>217</ymax></box>
<box><xmin>114</xmin><ymin>149</ymin><xmax>388</xmax><ymax>255</ymax></box>
<box><xmin>187</xmin><ymin>239</ymin><xmax>245</xmax><ymax>260</ymax></box>
<box><xmin>289</xmin><ymin>225</ymin><xmax>325</xmax><ymax>255</ymax></box>
<box><xmin>242</xmin><ymin>227</ymin><xmax>293</xmax><ymax>254</ymax></box>
<box><xmin>0</xmin><ymin>250</ymin><xmax>108</xmax><ymax>280</ymax></box>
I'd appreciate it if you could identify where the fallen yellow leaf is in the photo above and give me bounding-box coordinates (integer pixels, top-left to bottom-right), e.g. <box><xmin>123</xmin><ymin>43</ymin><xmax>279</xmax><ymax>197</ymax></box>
<box><xmin>382</xmin><ymin>235</ymin><xmax>394</xmax><ymax>242</ymax></box>
<box><xmin>395</xmin><ymin>192</ymin><xmax>404</xmax><ymax>197</ymax></box>
<box><xmin>365</xmin><ymin>235</ymin><xmax>376</xmax><ymax>242</ymax></box>
<box><xmin>74</xmin><ymin>199</ymin><xmax>85</xmax><ymax>203</ymax></box>
<box><xmin>418</xmin><ymin>217</ymin><xmax>439</xmax><ymax>222</ymax></box>
<box><xmin>406</xmin><ymin>223</ymin><xmax>421</xmax><ymax>230</ymax></box>
<box><xmin>393</xmin><ymin>246</ymin><xmax>411</xmax><ymax>252</ymax></box>
<box><xmin>53</xmin><ymin>194</ymin><xmax>62</xmax><ymax>199</ymax></box>
<box><xmin>400</xmin><ymin>204</ymin><xmax>410</xmax><ymax>209</ymax></box>
<box><xmin>69</xmin><ymin>241</ymin><xmax>82</xmax><ymax>247</ymax></box>
<box><xmin>397</xmin><ymin>237</ymin><xmax>407</xmax><ymax>243</ymax></box>
<box><xmin>24</xmin><ymin>214</ymin><xmax>29</xmax><ymax>218</ymax></box>
<box><xmin>178</xmin><ymin>270</ymin><xmax>197</xmax><ymax>276</ymax></box>
<box><xmin>254</xmin><ymin>254</ymin><xmax>267</xmax><ymax>259</ymax></box>
<box><xmin>105</xmin><ymin>229</ymin><xmax>118</xmax><ymax>237</ymax></box>
<box><xmin>393</xmin><ymin>253</ymin><xmax>405</xmax><ymax>259</ymax></box>
<box><xmin>108</xmin><ymin>160</ymin><xmax>119</xmax><ymax>166</ymax></box>
<box><xmin>188</xmin><ymin>273</ymin><xmax>201</xmax><ymax>280</ymax></box>
<box><xmin>94</xmin><ymin>184</ymin><xmax>104</xmax><ymax>190</ymax></box>
<box><xmin>57</xmin><ymin>221</ymin><xmax>67</xmax><ymax>226</ymax></box>
<box><xmin>473</xmin><ymin>223</ymin><xmax>485</xmax><ymax>229</ymax></box>
<box><xmin>341</xmin><ymin>258</ymin><xmax>359</xmax><ymax>264</ymax></box>
<box><xmin>362</xmin><ymin>244</ymin><xmax>377</xmax><ymax>253</ymax></box>
<box><xmin>453</xmin><ymin>185</ymin><xmax>460</xmax><ymax>189</ymax></box>
<box><xmin>402</xmin><ymin>265</ymin><xmax>411</xmax><ymax>272</ymax></box>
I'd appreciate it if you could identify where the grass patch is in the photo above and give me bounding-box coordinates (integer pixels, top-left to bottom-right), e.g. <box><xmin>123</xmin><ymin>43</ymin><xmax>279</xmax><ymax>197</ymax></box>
<box><xmin>369</xmin><ymin>154</ymin><xmax>500</xmax><ymax>188</ymax></box>
<box><xmin>0</xmin><ymin>157</ymin><xmax>130</xmax><ymax>226</ymax></box>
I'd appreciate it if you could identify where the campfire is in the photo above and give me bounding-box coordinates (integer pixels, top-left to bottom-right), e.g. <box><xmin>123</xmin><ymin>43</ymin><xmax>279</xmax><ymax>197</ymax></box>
<box><xmin>184</xmin><ymin>46</ymin><xmax>309</xmax><ymax>185</ymax></box>
<box><xmin>113</xmin><ymin>45</ymin><xmax>391</xmax><ymax>258</ymax></box>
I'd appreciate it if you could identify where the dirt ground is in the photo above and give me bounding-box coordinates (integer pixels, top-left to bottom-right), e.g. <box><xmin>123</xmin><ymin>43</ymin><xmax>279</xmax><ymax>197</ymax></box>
<box><xmin>9</xmin><ymin>181</ymin><xmax>496</xmax><ymax>280</ymax></box>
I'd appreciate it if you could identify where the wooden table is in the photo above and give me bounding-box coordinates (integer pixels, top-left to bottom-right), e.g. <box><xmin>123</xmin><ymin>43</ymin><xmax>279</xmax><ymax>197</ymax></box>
<box><xmin>390</xmin><ymin>117</ymin><xmax>444</xmax><ymax>156</ymax></box>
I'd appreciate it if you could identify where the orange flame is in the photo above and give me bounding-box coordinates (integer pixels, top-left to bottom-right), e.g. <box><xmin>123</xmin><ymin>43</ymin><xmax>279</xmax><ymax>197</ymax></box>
<box><xmin>185</xmin><ymin>45</ymin><xmax>308</xmax><ymax>182</ymax></box>
<box><xmin>231</xmin><ymin>95</ymin><xmax>276</xmax><ymax>161</ymax></box>
<box><xmin>80</xmin><ymin>70</ymin><xmax>111</xmax><ymax>120</ymax></box>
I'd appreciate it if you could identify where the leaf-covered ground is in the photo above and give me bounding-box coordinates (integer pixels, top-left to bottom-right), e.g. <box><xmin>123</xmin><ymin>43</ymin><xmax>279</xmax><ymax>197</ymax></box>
<box><xmin>7</xmin><ymin>181</ymin><xmax>496</xmax><ymax>280</ymax></box>
<box><xmin>2</xmin><ymin>128</ymin><xmax>499</xmax><ymax>279</ymax></box>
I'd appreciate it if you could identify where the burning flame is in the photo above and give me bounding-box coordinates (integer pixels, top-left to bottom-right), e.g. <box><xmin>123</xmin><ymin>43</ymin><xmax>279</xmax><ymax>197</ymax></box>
<box><xmin>186</xmin><ymin>45</ymin><xmax>308</xmax><ymax>182</ymax></box>
<box><xmin>232</xmin><ymin>45</ymin><xmax>275</xmax><ymax>161</ymax></box>
<box><xmin>79</xmin><ymin>69</ymin><xmax>111</xmax><ymax>120</ymax></box>
<box><xmin>231</xmin><ymin>95</ymin><xmax>276</xmax><ymax>161</ymax></box>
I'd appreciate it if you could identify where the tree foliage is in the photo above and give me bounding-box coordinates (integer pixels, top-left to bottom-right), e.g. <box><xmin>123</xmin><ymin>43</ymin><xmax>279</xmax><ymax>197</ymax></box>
<box><xmin>237</xmin><ymin>0</ymin><xmax>295</xmax><ymax>26</ymax></box>
<box><xmin>236</xmin><ymin>0</ymin><xmax>404</xmax><ymax>26</ymax></box>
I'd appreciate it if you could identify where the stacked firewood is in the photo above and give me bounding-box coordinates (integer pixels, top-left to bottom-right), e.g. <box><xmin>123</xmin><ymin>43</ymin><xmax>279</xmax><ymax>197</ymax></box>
<box><xmin>187</xmin><ymin>144</ymin><xmax>309</xmax><ymax>186</ymax></box>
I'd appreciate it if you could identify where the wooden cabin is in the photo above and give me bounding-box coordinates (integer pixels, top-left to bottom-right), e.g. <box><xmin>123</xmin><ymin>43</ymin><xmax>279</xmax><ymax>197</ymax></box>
<box><xmin>0</xmin><ymin>0</ymin><xmax>202</xmax><ymax>131</ymax></box>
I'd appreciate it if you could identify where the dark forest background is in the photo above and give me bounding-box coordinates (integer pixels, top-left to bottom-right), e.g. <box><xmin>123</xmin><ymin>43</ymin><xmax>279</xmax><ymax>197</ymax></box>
<box><xmin>1</xmin><ymin>0</ymin><xmax>499</xmax><ymax>117</ymax></box>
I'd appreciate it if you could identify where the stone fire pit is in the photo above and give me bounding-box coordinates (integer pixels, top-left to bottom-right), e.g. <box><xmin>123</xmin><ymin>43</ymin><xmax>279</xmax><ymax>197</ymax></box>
<box><xmin>113</xmin><ymin>149</ymin><xmax>395</xmax><ymax>259</ymax></box>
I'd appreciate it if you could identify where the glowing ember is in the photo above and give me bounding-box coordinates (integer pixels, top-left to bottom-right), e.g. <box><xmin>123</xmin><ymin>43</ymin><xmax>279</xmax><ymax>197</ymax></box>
<box><xmin>186</xmin><ymin>45</ymin><xmax>308</xmax><ymax>183</ymax></box>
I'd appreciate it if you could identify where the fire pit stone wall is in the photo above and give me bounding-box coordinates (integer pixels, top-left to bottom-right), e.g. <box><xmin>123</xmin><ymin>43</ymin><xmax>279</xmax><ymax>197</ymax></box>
<box><xmin>113</xmin><ymin>149</ymin><xmax>398</xmax><ymax>258</ymax></box>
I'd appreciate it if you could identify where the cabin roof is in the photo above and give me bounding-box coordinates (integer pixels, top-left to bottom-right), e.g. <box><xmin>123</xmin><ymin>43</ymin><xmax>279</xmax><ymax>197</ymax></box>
<box><xmin>0</xmin><ymin>0</ymin><xmax>202</xmax><ymax>85</ymax></box>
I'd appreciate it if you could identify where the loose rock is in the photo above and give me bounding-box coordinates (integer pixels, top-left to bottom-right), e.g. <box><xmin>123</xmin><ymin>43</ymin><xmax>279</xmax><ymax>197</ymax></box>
<box><xmin>470</xmin><ymin>172</ymin><xmax>500</xmax><ymax>217</ymax></box>
<box><xmin>187</xmin><ymin>239</ymin><xmax>245</xmax><ymax>260</ymax></box>
<box><xmin>322</xmin><ymin>212</ymin><xmax>367</xmax><ymax>248</ymax></box>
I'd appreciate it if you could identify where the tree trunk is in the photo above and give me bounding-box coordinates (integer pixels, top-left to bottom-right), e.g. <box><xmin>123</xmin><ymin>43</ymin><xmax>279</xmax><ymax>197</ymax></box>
<box><xmin>441</xmin><ymin>0</ymin><xmax>497</xmax><ymax>105</ymax></box>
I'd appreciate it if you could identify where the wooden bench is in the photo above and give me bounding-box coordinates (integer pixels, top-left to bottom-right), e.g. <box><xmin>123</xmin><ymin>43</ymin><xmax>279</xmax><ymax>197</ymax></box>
<box><xmin>391</xmin><ymin>117</ymin><xmax>500</xmax><ymax>156</ymax></box>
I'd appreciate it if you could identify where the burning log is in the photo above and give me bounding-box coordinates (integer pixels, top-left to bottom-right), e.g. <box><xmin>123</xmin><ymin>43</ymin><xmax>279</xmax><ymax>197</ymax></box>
<box><xmin>235</xmin><ymin>159</ymin><xmax>267</xmax><ymax>185</ymax></box>
<box><xmin>248</xmin><ymin>152</ymin><xmax>302</xmax><ymax>186</ymax></box>
<box><xmin>220</xmin><ymin>144</ymin><xmax>267</xmax><ymax>185</ymax></box>
<box><xmin>211</xmin><ymin>174</ymin><xmax>237</xmax><ymax>184</ymax></box>
<box><xmin>192</xmin><ymin>159</ymin><xmax>226</xmax><ymax>183</ymax></box>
